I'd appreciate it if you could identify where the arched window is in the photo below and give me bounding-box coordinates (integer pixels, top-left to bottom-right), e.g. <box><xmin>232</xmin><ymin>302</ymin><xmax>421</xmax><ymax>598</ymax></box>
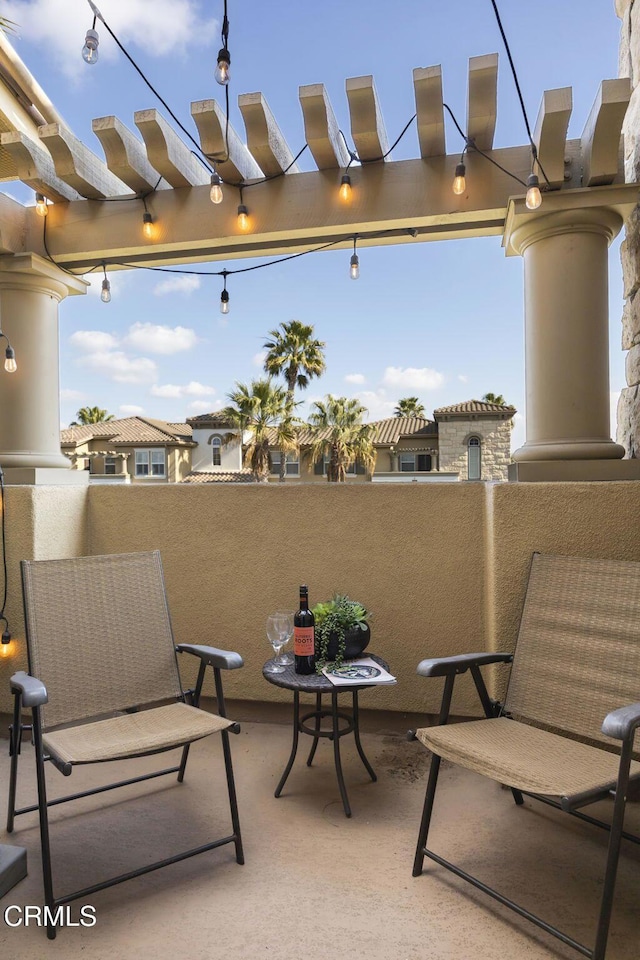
<box><xmin>467</xmin><ymin>436</ymin><xmax>481</xmax><ymax>480</ymax></box>
<box><xmin>212</xmin><ymin>436</ymin><xmax>222</xmax><ymax>467</ymax></box>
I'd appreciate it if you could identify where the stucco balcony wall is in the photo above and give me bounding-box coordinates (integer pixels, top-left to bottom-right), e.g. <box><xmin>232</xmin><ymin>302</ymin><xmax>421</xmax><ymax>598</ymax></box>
<box><xmin>1</xmin><ymin>481</ymin><xmax>640</xmax><ymax>717</ymax></box>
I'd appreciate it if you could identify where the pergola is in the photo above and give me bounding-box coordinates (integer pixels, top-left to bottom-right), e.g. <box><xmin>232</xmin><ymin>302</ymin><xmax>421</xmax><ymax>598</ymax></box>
<box><xmin>0</xmin><ymin>34</ymin><xmax>637</xmax><ymax>482</ymax></box>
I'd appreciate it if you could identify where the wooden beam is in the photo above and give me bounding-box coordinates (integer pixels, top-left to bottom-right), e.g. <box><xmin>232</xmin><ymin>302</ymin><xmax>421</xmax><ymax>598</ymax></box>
<box><xmin>467</xmin><ymin>54</ymin><xmax>498</xmax><ymax>150</ymax></box>
<box><xmin>533</xmin><ymin>87</ymin><xmax>572</xmax><ymax>189</ymax></box>
<box><xmin>581</xmin><ymin>78</ymin><xmax>631</xmax><ymax>186</ymax></box>
<box><xmin>92</xmin><ymin>116</ymin><xmax>168</xmax><ymax>194</ymax></box>
<box><xmin>38</xmin><ymin>123</ymin><xmax>130</xmax><ymax>199</ymax></box>
<box><xmin>238</xmin><ymin>92</ymin><xmax>300</xmax><ymax>177</ymax></box>
<box><xmin>0</xmin><ymin>131</ymin><xmax>80</xmax><ymax>202</ymax></box>
<box><xmin>346</xmin><ymin>75</ymin><xmax>390</xmax><ymax>161</ymax></box>
<box><xmin>190</xmin><ymin>99</ymin><xmax>262</xmax><ymax>183</ymax></box>
<box><xmin>0</xmin><ymin>191</ymin><xmax>28</xmax><ymax>255</ymax></box>
<box><xmin>134</xmin><ymin>109</ymin><xmax>209</xmax><ymax>188</ymax></box>
<box><xmin>413</xmin><ymin>66</ymin><xmax>445</xmax><ymax>158</ymax></box>
<box><xmin>299</xmin><ymin>84</ymin><xmax>350</xmax><ymax>170</ymax></box>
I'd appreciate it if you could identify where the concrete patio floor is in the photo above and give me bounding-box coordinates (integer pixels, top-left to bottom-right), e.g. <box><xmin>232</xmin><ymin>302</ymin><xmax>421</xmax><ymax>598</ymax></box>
<box><xmin>0</xmin><ymin>703</ymin><xmax>639</xmax><ymax>960</ymax></box>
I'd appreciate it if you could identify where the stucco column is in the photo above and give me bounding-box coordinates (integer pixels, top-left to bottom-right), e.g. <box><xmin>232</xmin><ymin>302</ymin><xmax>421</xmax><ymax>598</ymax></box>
<box><xmin>508</xmin><ymin>208</ymin><xmax>625</xmax><ymax>462</ymax></box>
<box><xmin>0</xmin><ymin>254</ymin><xmax>87</xmax><ymax>473</ymax></box>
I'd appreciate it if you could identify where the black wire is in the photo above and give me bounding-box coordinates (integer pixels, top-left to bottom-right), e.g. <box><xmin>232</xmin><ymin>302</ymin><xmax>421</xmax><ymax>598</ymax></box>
<box><xmin>338</xmin><ymin>114</ymin><xmax>417</xmax><ymax>166</ymax></box>
<box><xmin>469</xmin><ymin>142</ymin><xmax>527</xmax><ymax>188</ymax></box>
<box><xmin>443</xmin><ymin>103</ymin><xmax>467</xmax><ymax>142</ymax></box>
<box><xmin>241</xmin><ymin>143</ymin><xmax>309</xmax><ymax>190</ymax></box>
<box><xmin>0</xmin><ymin>465</ymin><xmax>9</xmax><ymax>635</ymax></box>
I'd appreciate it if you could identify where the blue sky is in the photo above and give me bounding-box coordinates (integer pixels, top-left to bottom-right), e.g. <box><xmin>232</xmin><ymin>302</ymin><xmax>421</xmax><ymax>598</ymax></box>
<box><xmin>2</xmin><ymin>0</ymin><xmax>625</xmax><ymax>448</ymax></box>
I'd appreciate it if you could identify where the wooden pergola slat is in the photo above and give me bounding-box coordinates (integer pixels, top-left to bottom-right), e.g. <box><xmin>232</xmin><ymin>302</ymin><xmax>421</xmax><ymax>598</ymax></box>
<box><xmin>346</xmin><ymin>75</ymin><xmax>390</xmax><ymax>161</ymax></box>
<box><xmin>299</xmin><ymin>83</ymin><xmax>350</xmax><ymax>170</ymax></box>
<box><xmin>38</xmin><ymin>123</ymin><xmax>130</xmax><ymax>199</ymax></box>
<box><xmin>581</xmin><ymin>78</ymin><xmax>631</xmax><ymax>186</ymax></box>
<box><xmin>190</xmin><ymin>99</ymin><xmax>262</xmax><ymax>184</ymax></box>
<box><xmin>413</xmin><ymin>66</ymin><xmax>446</xmax><ymax>158</ymax></box>
<box><xmin>532</xmin><ymin>87</ymin><xmax>572</xmax><ymax>190</ymax></box>
<box><xmin>0</xmin><ymin>131</ymin><xmax>80</xmax><ymax>202</ymax></box>
<box><xmin>467</xmin><ymin>54</ymin><xmax>498</xmax><ymax>150</ymax></box>
<box><xmin>92</xmin><ymin>116</ymin><xmax>168</xmax><ymax>194</ymax></box>
<box><xmin>238</xmin><ymin>92</ymin><xmax>301</xmax><ymax>177</ymax></box>
<box><xmin>133</xmin><ymin>109</ymin><xmax>210</xmax><ymax>188</ymax></box>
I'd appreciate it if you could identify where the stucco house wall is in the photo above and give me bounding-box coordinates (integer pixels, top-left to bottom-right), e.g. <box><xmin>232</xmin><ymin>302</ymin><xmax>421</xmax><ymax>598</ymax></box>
<box><xmin>438</xmin><ymin>418</ymin><xmax>513</xmax><ymax>480</ymax></box>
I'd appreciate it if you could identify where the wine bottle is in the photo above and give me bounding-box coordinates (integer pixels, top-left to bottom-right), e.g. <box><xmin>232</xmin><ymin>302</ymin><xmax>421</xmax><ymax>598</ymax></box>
<box><xmin>294</xmin><ymin>585</ymin><xmax>315</xmax><ymax>674</ymax></box>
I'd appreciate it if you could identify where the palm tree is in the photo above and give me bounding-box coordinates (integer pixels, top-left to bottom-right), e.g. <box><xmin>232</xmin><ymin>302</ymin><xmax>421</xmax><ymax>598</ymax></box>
<box><xmin>308</xmin><ymin>395</ymin><xmax>376</xmax><ymax>482</ymax></box>
<box><xmin>263</xmin><ymin>321</ymin><xmax>326</xmax><ymax>482</ymax></box>
<box><xmin>482</xmin><ymin>393</ymin><xmax>507</xmax><ymax>406</ymax></box>
<box><xmin>70</xmin><ymin>406</ymin><xmax>115</xmax><ymax>426</ymax></box>
<box><xmin>394</xmin><ymin>397</ymin><xmax>426</xmax><ymax>418</ymax></box>
<box><xmin>221</xmin><ymin>379</ymin><xmax>292</xmax><ymax>482</ymax></box>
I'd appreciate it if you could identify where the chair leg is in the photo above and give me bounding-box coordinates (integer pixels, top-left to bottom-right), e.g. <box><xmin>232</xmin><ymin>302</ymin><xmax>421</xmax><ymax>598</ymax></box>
<box><xmin>592</xmin><ymin>740</ymin><xmax>633</xmax><ymax>960</ymax></box>
<box><xmin>177</xmin><ymin>744</ymin><xmax>191</xmax><ymax>782</ymax></box>
<box><xmin>6</xmin><ymin>695</ymin><xmax>22</xmax><ymax>833</ymax></box>
<box><xmin>220</xmin><ymin>729</ymin><xmax>244</xmax><ymax>865</ymax></box>
<box><xmin>32</xmin><ymin>708</ymin><xmax>56</xmax><ymax>940</ymax></box>
<box><xmin>413</xmin><ymin>752</ymin><xmax>442</xmax><ymax>877</ymax></box>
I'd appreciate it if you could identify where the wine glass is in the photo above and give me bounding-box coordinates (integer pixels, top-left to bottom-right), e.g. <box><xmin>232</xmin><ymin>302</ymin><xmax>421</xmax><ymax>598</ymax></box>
<box><xmin>265</xmin><ymin>615</ymin><xmax>286</xmax><ymax>673</ymax></box>
<box><xmin>275</xmin><ymin>610</ymin><xmax>294</xmax><ymax>665</ymax></box>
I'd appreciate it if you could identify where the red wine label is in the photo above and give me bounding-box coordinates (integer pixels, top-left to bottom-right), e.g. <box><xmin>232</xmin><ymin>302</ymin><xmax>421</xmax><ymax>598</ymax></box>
<box><xmin>294</xmin><ymin>626</ymin><xmax>314</xmax><ymax>656</ymax></box>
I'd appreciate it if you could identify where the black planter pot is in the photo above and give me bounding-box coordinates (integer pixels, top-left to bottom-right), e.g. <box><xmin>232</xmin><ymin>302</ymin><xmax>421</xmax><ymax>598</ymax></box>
<box><xmin>326</xmin><ymin>624</ymin><xmax>370</xmax><ymax>661</ymax></box>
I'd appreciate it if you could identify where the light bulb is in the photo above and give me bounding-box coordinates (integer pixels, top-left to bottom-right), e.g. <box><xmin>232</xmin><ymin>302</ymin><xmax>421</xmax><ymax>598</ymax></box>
<box><xmin>210</xmin><ymin>173</ymin><xmax>223</xmax><ymax>204</ymax></box>
<box><xmin>82</xmin><ymin>28</ymin><xmax>99</xmax><ymax>64</ymax></box>
<box><xmin>101</xmin><ymin>278</ymin><xmax>111</xmax><ymax>303</ymax></box>
<box><xmin>350</xmin><ymin>254</ymin><xmax>360</xmax><ymax>280</ymax></box>
<box><xmin>142</xmin><ymin>211</ymin><xmax>154</xmax><ymax>239</ymax></box>
<box><xmin>215</xmin><ymin>48</ymin><xmax>231</xmax><ymax>85</ymax></box>
<box><xmin>4</xmin><ymin>346</ymin><xmax>16</xmax><ymax>373</ymax></box>
<box><xmin>452</xmin><ymin>162</ymin><xmax>466</xmax><ymax>196</ymax></box>
<box><xmin>237</xmin><ymin>204</ymin><xmax>249</xmax><ymax>231</ymax></box>
<box><xmin>220</xmin><ymin>289</ymin><xmax>230</xmax><ymax>314</ymax></box>
<box><xmin>0</xmin><ymin>638</ymin><xmax>15</xmax><ymax>658</ymax></box>
<box><xmin>525</xmin><ymin>173</ymin><xmax>542</xmax><ymax>210</ymax></box>
<box><xmin>35</xmin><ymin>192</ymin><xmax>48</xmax><ymax>217</ymax></box>
<box><xmin>339</xmin><ymin>174</ymin><xmax>352</xmax><ymax>202</ymax></box>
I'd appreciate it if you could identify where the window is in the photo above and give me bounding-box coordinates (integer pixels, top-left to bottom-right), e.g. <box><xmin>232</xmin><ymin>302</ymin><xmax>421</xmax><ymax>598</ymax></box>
<box><xmin>399</xmin><ymin>453</ymin><xmax>431</xmax><ymax>472</ymax></box>
<box><xmin>135</xmin><ymin>449</ymin><xmax>166</xmax><ymax>477</ymax></box>
<box><xmin>467</xmin><ymin>436</ymin><xmax>481</xmax><ymax>480</ymax></box>
<box><xmin>211</xmin><ymin>436</ymin><xmax>222</xmax><ymax>467</ymax></box>
<box><xmin>104</xmin><ymin>456</ymin><xmax>116</xmax><ymax>475</ymax></box>
<box><xmin>270</xmin><ymin>451</ymin><xmax>299</xmax><ymax>476</ymax></box>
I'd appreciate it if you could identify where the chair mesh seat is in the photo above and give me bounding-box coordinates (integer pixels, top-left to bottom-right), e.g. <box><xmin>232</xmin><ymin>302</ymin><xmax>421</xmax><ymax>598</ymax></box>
<box><xmin>417</xmin><ymin>717</ymin><xmax>640</xmax><ymax>798</ymax></box>
<box><xmin>43</xmin><ymin>703</ymin><xmax>232</xmax><ymax>766</ymax></box>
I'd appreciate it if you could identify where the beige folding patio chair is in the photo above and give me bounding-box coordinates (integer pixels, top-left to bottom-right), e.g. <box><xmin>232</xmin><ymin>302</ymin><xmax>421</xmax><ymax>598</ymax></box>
<box><xmin>409</xmin><ymin>553</ymin><xmax>640</xmax><ymax>960</ymax></box>
<box><xmin>7</xmin><ymin>551</ymin><xmax>244</xmax><ymax>940</ymax></box>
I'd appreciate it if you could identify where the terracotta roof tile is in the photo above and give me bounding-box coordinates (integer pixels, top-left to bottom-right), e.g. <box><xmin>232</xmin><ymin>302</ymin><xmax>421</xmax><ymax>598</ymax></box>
<box><xmin>433</xmin><ymin>400</ymin><xmax>516</xmax><ymax>417</ymax></box>
<box><xmin>61</xmin><ymin>417</ymin><xmax>194</xmax><ymax>446</ymax></box>
<box><xmin>181</xmin><ymin>470</ymin><xmax>255</xmax><ymax>484</ymax></box>
<box><xmin>186</xmin><ymin>410</ymin><xmax>234</xmax><ymax>427</ymax></box>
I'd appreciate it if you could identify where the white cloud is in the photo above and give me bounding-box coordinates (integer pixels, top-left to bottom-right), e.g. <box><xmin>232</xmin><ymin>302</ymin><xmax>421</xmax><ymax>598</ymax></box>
<box><xmin>457</xmin><ymin>374</ymin><xmax>469</xmax><ymax>383</ymax></box>
<box><xmin>510</xmin><ymin>411</ymin><xmax>525</xmax><ymax>453</ymax></box>
<box><xmin>6</xmin><ymin>1</ymin><xmax>217</xmax><ymax>79</ymax></box>
<box><xmin>382</xmin><ymin>366</ymin><xmax>445</xmax><ymax>391</ymax></box>
<box><xmin>124</xmin><ymin>322</ymin><xmax>198</xmax><ymax>355</ymax></box>
<box><xmin>60</xmin><ymin>388</ymin><xmax>83</xmax><ymax>400</ymax></box>
<box><xmin>253</xmin><ymin>350</ymin><xmax>267</xmax><ymax>368</ymax></box>
<box><xmin>345</xmin><ymin>373</ymin><xmax>366</xmax><ymax>385</ymax></box>
<box><xmin>119</xmin><ymin>404</ymin><xmax>144</xmax><ymax>415</ymax></box>
<box><xmin>82</xmin><ymin>351</ymin><xmax>158</xmax><ymax>385</ymax></box>
<box><xmin>70</xmin><ymin>330</ymin><xmax>119</xmax><ymax>352</ymax></box>
<box><xmin>352</xmin><ymin>390</ymin><xmax>396</xmax><ymax>422</ymax></box>
<box><xmin>153</xmin><ymin>275</ymin><xmax>201</xmax><ymax>297</ymax></box>
<box><xmin>187</xmin><ymin>400</ymin><xmax>213</xmax><ymax>412</ymax></box>
<box><xmin>611</xmin><ymin>390</ymin><xmax>621</xmax><ymax>442</ymax></box>
<box><xmin>151</xmin><ymin>381</ymin><xmax>215</xmax><ymax>399</ymax></box>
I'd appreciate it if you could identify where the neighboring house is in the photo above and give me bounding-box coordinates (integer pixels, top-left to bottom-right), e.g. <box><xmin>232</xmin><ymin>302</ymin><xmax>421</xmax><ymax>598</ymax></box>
<box><xmin>60</xmin><ymin>401</ymin><xmax>515</xmax><ymax>484</ymax></box>
<box><xmin>61</xmin><ymin>417</ymin><xmax>196</xmax><ymax>483</ymax></box>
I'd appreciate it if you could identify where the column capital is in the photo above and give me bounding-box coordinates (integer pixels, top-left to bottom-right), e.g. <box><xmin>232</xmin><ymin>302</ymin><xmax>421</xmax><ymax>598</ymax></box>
<box><xmin>503</xmin><ymin>183</ymin><xmax>639</xmax><ymax>257</ymax></box>
<box><xmin>0</xmin><ymin>253</ymin><xmax>88</xmax><ymax>299</ymax></box>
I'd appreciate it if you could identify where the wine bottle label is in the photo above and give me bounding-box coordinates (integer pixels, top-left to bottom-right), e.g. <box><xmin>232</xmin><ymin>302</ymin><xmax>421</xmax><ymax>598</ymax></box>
<box><xmin>293</xmin><ymin>626</ymin><xmax>314</xmax><ymax>656</ymax></box>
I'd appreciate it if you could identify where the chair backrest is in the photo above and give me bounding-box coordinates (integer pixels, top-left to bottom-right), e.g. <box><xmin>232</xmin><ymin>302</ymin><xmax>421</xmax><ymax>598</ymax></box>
<box><xmin>21</xmin><ymin>551</ymin><xmax>183</xmax><ymax>730</ymax></box>
<box><xmin>505</xmin><ymin>553</ymin><xmax>640</xmax><ymax>749</ymax></box>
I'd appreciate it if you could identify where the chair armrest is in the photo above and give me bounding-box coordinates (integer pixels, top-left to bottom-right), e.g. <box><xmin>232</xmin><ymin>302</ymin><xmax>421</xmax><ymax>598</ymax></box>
<box><xmin>416</xmin><ymin>652</ymin><xmax>513</xmax><ymax>677</ymax></box>
<box><xmin>10</xmin><ymin>670</ymin><xmax>48</xmax><ymax>707</ymax></box>
<box><xmin>176</xmin><ymin>644</ymin><xmax>243</xmax><ymax>670</ymax></box>
<box><xmin>601</xmin><ymin>702</ymin><xmax>640</xmax><ymax>742</ymax></box>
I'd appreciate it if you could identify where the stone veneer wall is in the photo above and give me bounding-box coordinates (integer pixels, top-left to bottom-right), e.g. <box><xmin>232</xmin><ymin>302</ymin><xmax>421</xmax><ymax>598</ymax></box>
<box><xmin>438</xmin><ymin>418</ymin><xmax>512</xmax><ymax>480</ymax></box>
<box><xmin>617</xmin><ymin>0</ymin><xmax>640</xmax><ymax>456</ymax></box>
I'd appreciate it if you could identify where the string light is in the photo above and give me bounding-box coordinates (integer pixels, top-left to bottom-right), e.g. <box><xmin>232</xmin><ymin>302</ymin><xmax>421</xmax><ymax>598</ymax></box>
<box><xmin>452</xmin><ymin>161</ymin><xmax>466</xmax><ymax>196</ymax></box>
<box><xmin>210</xmin><ymin>172</ymin><xmax>224</xmax><ymax>204</ymax></box>
<box><xmin>100</xmin><ymin>263</ymin><xmax>111</xmax><ymax>303</ymax></box>
<box><xmin>220</xmin><ymin>272</ymin><xmax>230</xmax><ymax>314</ymax></box>
<box><xmin>339</xmin><ymin>174</ymin><xmax>352</xmax><ymax>202</ymax></box>
<box><xmin>215</xmin><ymin>2</ymin><xmax>231</xmax><ymax>85</ymax></box>
<box><xmin>349</xmin><ymin>238</ymin><xmax>359</xmax><ymax>280</ymax></box>
<box><xmin>0</xmin><ymin>635</ymin><xmax>15</xmax><ymax>658</ymax></box>
<box><xmin>82</xmin><ymin>15</ymin><xmax>99</xmax><ymax>64</ymax></box>
<box><xmin>525</xmin><ymin>173</ymin><xmax>542</xmax><ymax>210</ymax></box>
<box><xmin>35</xmin><ymin>192</ymin><xmax>48</xmax><ymax>217</ymax></box>
<box><xmin>142</xmin><ymin>211</ymin><xmax>154</xmax><ymax>239</ymax></box>
<box><xmin>0</xmin><ymin>331</ymin><xmax>16</xmax><ymax>373</ymax></box>
<box><xmin>237</xmin><ymin>203</ymin><xmax>249</xmax><ymax>231</ymax></box>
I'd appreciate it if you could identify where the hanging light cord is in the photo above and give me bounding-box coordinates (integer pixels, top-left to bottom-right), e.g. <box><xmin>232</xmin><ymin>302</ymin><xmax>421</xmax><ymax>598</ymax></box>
<box><xmin>338</xmin><ymin>113</ymin><xmax>417</xmax><ymax>167</ymax></box>
<box><xmin>0</xmin><ymin>465</ymin><xmax>11</xmax><ymax>641</ymax></box>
